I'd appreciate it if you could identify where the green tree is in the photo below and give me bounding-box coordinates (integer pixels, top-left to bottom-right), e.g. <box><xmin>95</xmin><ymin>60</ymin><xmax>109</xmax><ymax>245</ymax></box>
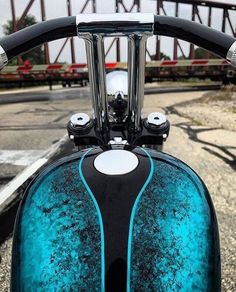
<box><xmin>3</xmin><ymin>15</ymin><xmax>44</xmax><ymax>65</ymax></box>
<box><xmin>150</xmin><ymin>52</ymin><xmax>171</xmax><ymax>60</ymax></box>
<box><xmin>193</xmin><ymin>47</ymin><xmax>219</xmax><ymax>59</ymax></box>
<box><xmin>178</xmin><ymin>47</ymin><xmax>220</xmax><ymax>60</ymax></box>
<box><xmin>160</xmin><ymin>52</ymin><xmax>170</xmax><ymax>60</ymax></box>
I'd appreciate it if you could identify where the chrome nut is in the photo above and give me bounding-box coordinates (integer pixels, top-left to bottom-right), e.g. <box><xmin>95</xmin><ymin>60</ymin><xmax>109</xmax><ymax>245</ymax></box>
<box><xmin>70</xmin><ymin>113</ymin><xmax>90</xmax><ymax>127</ymax></box>
<box><xmin>147</xmin><ymin>112</ymin><xmax>167</xmax><ymax>127</ymax></box>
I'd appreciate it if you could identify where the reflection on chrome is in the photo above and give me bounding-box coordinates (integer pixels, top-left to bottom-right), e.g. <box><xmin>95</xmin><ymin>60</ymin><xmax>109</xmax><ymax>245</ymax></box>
<box><xmin>77</xmin><ymin>13</ymin><xmax>154</xmax><ymax>36</ymax></box>
<box><xmin>128</xmin><ymin>34</ymin><xmax>149</xmax><ymax>131</ymax></box>
<box><xmin>77</xmin><ymin>13</ymin><xmax>154</xmax><ymax>132</ymax></box>
<box><xmin>80</xmin><ymin>33</ymin><xmax>108</xmax><ymax>131</ymax></box>
<box><xmin>226</xmin><ymin>41</ymin><xmax>236</xmax><ymax>67</ymax></box>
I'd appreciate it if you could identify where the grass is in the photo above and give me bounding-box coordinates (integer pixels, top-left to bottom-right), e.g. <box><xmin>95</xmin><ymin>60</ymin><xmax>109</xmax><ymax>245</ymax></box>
<box><xmin>147</xmin><ymin>79</ymin><xmax>221</xmax><ymax>88</ymax></box>
<box><xmin>202</xmin><ymin>85</ymin><xmax>236</xmax><ymax>103</ymax></box>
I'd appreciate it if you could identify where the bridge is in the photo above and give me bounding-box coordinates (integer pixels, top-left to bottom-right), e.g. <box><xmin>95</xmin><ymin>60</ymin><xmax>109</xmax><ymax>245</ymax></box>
<box><xmin>1</xmin><ymin>0</ymin><xmax>236</xmax><ymax>85</ymax></box>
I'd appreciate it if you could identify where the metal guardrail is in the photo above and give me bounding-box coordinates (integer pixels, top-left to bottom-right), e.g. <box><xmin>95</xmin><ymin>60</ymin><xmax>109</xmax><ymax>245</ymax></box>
<box><xmin>0</xmin><ymin>59</ymin><xmax>230</xmax><ymax>75</ymax></box>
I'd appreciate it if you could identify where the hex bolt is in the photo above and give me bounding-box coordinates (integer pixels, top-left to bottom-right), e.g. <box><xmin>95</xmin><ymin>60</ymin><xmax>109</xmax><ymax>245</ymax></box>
<box><xmin>70</xmin><ymin>113</ymin><xmax>90</xmax><ymax>127</ymax></box>
<box><xmin>147</xmin><ymin>112</ymin><xmax>167</xmax><ymax>127</ymax></box>
<box><xmin>163</xmin><ymin>133</ymin><xmax>168</xmax><ymax>141</ymax></box>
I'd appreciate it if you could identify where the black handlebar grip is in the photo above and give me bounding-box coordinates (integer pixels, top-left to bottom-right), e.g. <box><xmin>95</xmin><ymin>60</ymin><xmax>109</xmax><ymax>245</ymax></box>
<box><xmin>0</xmin><ymin>16</ymin><xmax>76</xmax><ymax>65</ymax></box>
<box><xmin>153</xmin><ymin>15</ymin><xmax>236</xmax><ymax>63</ymax></box>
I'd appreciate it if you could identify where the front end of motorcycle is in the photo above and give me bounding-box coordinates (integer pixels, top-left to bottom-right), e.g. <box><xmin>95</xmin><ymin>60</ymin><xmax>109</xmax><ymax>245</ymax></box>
<box><xmin>1</xmin><ymin>13</ymin><xmax>236</xmax><ymax>291</ymax></box>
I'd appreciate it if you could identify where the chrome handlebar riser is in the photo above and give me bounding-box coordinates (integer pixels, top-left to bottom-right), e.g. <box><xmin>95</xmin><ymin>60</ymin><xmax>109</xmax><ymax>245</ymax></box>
<box><xmin>128</xmin><ymin>34</ymin><xmax>149</xmax><ymax>131</ymax></box>
<box><xmin>76</xmin><ymin>13</ymin><xmax>154</xmax><ymax>36</ymax></box>
<box><xmin>81</xmin><ymin>33</ymin><xmax>109</xmax><ymax>132</ymax></box>
<box><xmin>77</xmin><ymin>13</ymin><xmax>154</xmax><ymax>133</ymax></box>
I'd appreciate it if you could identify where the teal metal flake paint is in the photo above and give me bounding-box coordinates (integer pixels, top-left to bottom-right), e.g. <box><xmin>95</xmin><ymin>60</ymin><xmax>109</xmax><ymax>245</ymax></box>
<box><xmin>127</xmin><ymin>147</ymin><xmax>154</xmax><ymax>292</ymax></box>
<box><xmin>128</xmin><ymin>150</ymin><xmax>220</xmax><ymax>291</ymax></box>
<box><xmin>11</xmin><ymin>152</ymin><xmax>103</xmax><ymax>291</ymax></box>
<box><xmin>79</xmin><ymin>148</ymin><xmax>105</xmax><ymax>291</ymax></box>
<box><xmin>11</xmin><ymin>147</ymin><xmax>220</xmax><ymax>291</ymax></box>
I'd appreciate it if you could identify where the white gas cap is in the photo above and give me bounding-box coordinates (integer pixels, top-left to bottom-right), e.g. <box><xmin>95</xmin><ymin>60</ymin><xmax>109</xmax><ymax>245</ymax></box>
<box><xmin>94</xmin><ymin>150</ymin><xmax>139</xmax><ymax>175</ymax></box>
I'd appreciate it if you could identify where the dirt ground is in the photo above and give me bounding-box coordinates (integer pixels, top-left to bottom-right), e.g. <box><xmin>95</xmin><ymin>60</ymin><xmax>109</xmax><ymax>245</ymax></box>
<box><xmin>0</xmin><ymin>87</ymin><xmax>235</xmax><ymax>291</ymax></box>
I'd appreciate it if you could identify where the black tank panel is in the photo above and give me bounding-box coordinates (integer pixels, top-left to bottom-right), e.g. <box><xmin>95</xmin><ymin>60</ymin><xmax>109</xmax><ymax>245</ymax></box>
<box><xmin>82</xmin><ymin>147</ymin><xmax>150</xmax><ymax>291</ymax></box>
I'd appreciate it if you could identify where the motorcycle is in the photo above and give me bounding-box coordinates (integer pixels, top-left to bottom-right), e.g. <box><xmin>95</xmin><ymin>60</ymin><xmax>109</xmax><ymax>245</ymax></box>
<box><xmin>0</xmin><ymin>13</ymin><xmax>235</xmax><ymax>292</ymax></box>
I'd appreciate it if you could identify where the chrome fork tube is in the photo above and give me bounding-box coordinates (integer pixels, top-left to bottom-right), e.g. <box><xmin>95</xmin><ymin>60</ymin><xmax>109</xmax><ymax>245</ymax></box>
<box><xmin>81</xmin><ymin>34</ymin><xmax>108</xmax><ymax>132</ymax></box>
<box><xmin>76</xmin><ymin>13</ymin><xmax>154</xmax><ymax>133</ymax></box>
<box><xmin>128</xmin><ymin>34</ymin><xmax>148</xmax><ymax>132</ymax></box>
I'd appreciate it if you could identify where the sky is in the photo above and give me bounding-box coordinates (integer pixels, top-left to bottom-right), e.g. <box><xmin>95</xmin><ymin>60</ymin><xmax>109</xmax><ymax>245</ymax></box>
<box><xmin>0</xmin><ymin>0</ymin><xmax>235</xmax><ymax>63</ymax></box>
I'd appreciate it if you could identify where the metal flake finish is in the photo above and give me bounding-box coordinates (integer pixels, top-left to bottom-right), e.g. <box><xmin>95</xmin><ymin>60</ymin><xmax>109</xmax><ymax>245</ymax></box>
<box><xmin>129</xmin><ymin>150</ymin><xmax>220</xmax><ymax>291</ymax></box>
<box><xmin>11</xmin><ymin>148</ymin><xmax>220</xmax><ymax>290</ymax></box>
<box><xmin>11</xmin><ymin>152</ymin><xmax>103</xmax><ymax>291</ymax></box>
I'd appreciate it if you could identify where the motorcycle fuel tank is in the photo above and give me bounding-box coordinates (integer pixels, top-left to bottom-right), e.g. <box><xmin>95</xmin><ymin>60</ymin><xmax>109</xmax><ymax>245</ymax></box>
<box><xmin>11</xmin><ymin>146</ymin><xmax>220</xmax><ymax>291</ymax></box>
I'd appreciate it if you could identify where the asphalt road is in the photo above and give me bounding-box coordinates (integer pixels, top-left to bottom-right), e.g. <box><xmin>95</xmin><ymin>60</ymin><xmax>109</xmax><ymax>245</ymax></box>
<box><xmin>0</xmin><ymin>84</ymin><xmax>221</xmax><ymax>105</ymax></box>
<box><xmin>0</xmin><ymin>86</ymin><xmax>91</xmax><ymax>104</ymax></box>
<box><xmin>0</xmin><ymin>87</ymin><xmax>90</xmax><ymax>189</ymax></box>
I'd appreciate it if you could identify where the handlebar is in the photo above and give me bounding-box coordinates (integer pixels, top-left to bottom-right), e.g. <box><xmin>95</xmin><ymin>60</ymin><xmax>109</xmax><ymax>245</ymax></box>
<box><xmin>0</xmin><ymin>13</ymin><xmax>236</xmax><ymax>69</ymax></box>
<box><xmin>0</xmin><ymin>16</ymin><xmax>76</xmax><ymax>64</ymax></box>
<box><xmin>154</xmin><ymin>16</ymin><xmax>236</xmax><ymax>65</ymax></box>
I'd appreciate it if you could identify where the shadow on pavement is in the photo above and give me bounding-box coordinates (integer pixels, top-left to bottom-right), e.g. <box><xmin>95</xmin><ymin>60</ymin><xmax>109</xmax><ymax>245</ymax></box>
<box><xmin>175</xmin><ymin>122</ymin><xmax>236</xmax><ymax>171</ymax></box>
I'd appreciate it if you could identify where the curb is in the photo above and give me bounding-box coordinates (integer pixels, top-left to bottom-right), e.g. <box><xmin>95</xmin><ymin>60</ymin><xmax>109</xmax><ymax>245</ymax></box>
<box><xmin>0</xmin><ymin>135</ymin><xmax>72</xmax><ymax>243</ymax></box>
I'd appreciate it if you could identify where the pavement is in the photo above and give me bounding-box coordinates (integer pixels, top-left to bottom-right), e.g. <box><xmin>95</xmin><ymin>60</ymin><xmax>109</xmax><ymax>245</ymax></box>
<box><xmin>0</xmin><ymin>86</ymin><xmax>235</xmax><ymax>291</ymax></box>
<box><xmin>0</xmin><ymin>84</ymin><xmax>220</xmax><ymax>105</ymax></box>
<box><xmin>0</xmin><ymin>86</ymin><xmax>90</xmax><ymax>190</ymax></box>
